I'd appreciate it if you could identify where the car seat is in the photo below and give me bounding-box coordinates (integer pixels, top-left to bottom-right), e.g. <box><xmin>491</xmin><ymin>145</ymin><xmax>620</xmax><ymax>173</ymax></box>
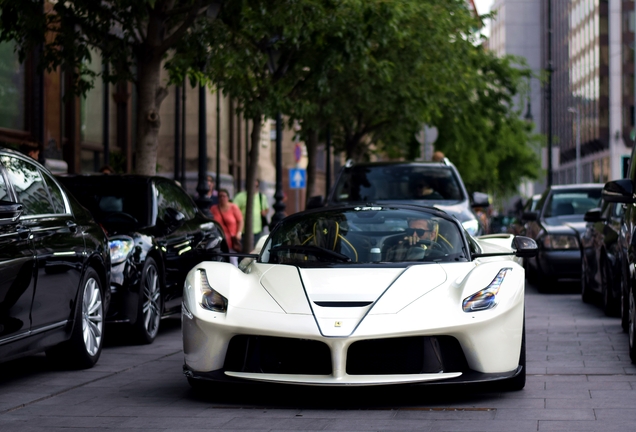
<box><xmin>302</xmin><ymin>219</ymin><xmax>358</xmax><ymax>261</ymax></box>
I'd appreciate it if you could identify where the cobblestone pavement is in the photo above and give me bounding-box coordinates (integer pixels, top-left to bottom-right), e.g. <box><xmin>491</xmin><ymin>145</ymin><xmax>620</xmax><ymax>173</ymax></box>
<box><xmin>0</xmin><ymin>281</ymin><xmax>634</xmax><ymax>431</ymax></box>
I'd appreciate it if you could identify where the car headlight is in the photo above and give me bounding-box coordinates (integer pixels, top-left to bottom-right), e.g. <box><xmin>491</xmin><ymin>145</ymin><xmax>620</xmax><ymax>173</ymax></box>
<box><xmin>462</xmin><ymin>219</ymin><xmax>479</xmax><ymax>236</ymax></box>
<box><xmin>199</xmin><ymin>269</ymin><xmax>227</xmax><ymax>313</ymax></box>
<box><xmin>541</xmin><ymin>234</ymin><xmax>579</xmax><ymax>250</ymax></box>
<box><xmin>462</xmin><ymin>268</ymin><xmax>512</xmax><ymax>312</ymax></box>
<box><xmin>109</xmin><ymin>236</ymin><xmax>134</xmax><ymax>264</ymax></box>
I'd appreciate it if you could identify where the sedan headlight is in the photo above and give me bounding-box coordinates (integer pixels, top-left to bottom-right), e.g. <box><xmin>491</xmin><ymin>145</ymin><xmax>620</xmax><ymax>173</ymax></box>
<box><xmin>541</xmin><ymin>234</ymin><xmax>579</xmax><ymax>250</ymax></box>
<box><xmin>462</xmin><ymin>268</ymin><xmax>512</xmax><ymax>312</ymax></box>
<box><xmin>462</xmin><ymin>219</ymin><xmax>479</xmax><ymax>236</ymax></box>
<box><xmin>199</xmin><ymin>269</ymin><xmax>228</xmax><ymax>313</ymax></box>
<box><xmin>109</xmin><ymin>236</ymin><xmax>134</xmax><ymax>264</ymax></box>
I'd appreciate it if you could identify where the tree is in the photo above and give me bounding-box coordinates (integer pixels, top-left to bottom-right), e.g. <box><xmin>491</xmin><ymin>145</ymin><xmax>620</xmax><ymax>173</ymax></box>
<box><xmin>0</xmin><ymin>0</ymin><xmax>225</xmax><ymax>175</ymax></box>
<box><xmin>283</xmin><ymin>0</ymin><xmax>482</xmax><ymax>200</ymax></box>
<box><xmin>433</xmin><ymin>51</ymin><xmax>542</xmax><ymax>197</ymax></box>
<box><xmin>174</xmin><ymin>0</ymin><xmax>340</xmax><ymax>252</ymax></box>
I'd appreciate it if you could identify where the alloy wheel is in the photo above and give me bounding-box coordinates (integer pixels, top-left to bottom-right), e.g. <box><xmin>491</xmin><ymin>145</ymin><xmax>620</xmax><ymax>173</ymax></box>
<box><xmin>142</xmin><ymin>264</ymin><xmax>161</xmax><ymax>339</ymax></box>
<box><xmin>82</xmin><ymin>277</ymin><xmax>103</xmax><ymax>357</ymax></box>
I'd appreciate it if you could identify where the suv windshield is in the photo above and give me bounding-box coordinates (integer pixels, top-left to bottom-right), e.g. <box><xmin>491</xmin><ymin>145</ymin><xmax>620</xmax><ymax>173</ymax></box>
<box><xmin>543</xmin><ymin>189</ymin><xmax>602</xmax><ymax>218</ymax></box>
<box><xmin>333</xmin><ymin>165</ymin><xmax>464</xmax><ymax>203</ymax></box>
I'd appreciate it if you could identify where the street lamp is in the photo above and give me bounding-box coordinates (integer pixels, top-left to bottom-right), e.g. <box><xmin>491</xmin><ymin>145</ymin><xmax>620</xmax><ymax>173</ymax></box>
<box><xmin>568</xmin><ymin>106</ymin><xmax>581</xmax><ymax>184</ymax></box>
<box><xmin>267</xmin><ymin>40</ymin><xmax>286</xmax><ymax>230</ymax></box>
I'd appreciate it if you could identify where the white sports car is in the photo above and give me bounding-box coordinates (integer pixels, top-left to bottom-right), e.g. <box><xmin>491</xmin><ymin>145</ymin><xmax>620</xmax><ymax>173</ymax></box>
<box><xmin>182</xmin><ymin>204</ymin><xmax>537</xmax><ymax>390</ymax></box>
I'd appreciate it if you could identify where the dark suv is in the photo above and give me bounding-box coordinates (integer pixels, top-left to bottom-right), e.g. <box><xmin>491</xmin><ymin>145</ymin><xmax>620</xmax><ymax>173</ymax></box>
<box><xmin>308</xmin><ymin>160</ymin><xmax>489</xmax><ymax>236</ymax></box>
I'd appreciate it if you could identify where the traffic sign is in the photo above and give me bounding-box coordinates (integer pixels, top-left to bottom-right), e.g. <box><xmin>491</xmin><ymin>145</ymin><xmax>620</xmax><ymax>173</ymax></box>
<box><xmin>289</xmin><ymin>168</ymin><xmax>306</xmax><ymax>189</ymax></box>
<box><xmin>294</xmin><ymin>143</ymin><xmax>302</xmax><ymax>163</ymax></box>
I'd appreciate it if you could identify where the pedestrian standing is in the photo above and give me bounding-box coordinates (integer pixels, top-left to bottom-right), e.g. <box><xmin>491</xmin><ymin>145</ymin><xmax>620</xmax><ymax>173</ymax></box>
<box><xmin>210</xmin><ymin>189</ymin><xmax>243</xmax><ymax>266</ymax></box>
<box><xmin>233</xmin><ymin>179</ymin><xmax>270</xmax><ymax>244</ymax></box>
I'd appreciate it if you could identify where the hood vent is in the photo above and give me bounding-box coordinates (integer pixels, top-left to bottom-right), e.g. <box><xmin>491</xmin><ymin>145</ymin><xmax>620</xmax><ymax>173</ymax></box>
<box><xmin>313</xmin><ymin>301</ymin><xmax>373</xmax><ymax>308</ymax></box>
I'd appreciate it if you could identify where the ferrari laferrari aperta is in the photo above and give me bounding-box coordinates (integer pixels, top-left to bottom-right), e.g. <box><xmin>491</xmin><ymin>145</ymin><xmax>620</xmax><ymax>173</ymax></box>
<box><xmin>182</xmin><ymin>204</ymin><xmax>537</xmax><ymax>390</ymax></box>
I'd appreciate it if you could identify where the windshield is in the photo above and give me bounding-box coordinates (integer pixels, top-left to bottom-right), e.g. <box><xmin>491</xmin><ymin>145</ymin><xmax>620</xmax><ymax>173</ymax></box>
<box><xmin>333</xmin><ymin>165</ymin><xmax>464</xmax><ymax>203</ymax></box>
<box><xmin>60</xmin><ymin>179</ymin><xmax>150</xmax><ymax>227</ymax></box>
<box><xmin>543</xmin><ymin>189</ymin><xmax>602</xmax><ymax>218</ymax></box>
<box><xmin>261</xmin><ymin>207</ymin><xmax>468</xmax><ymax>265</ymax></box>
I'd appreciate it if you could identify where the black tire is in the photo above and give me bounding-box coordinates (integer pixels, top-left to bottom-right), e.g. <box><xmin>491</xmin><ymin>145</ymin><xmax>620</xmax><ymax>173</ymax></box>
<box><xmin>581</xmin><ymin>257</ymin><xmax>595</xmax><ymax>304</ymax></box>
<box><xmin>501</xmin><ymin>319</ymin><xmax>526</xmax><ymax>391</ymax></box>
<box><xmin>132</xmin><ymin>257</ymin><xmax>163</xmax><ymax>344</ymax></box>
<box><xmin>621</xmin><ymin>273</ymin><xmax>629</xmax><ymax>332</ymax></box>
<box><xmin>629</xmin><ymin>286</ymin><xmax>636</xmax><ymax>363</ymax></box>
<box><xmin>602</xmin><ymin>260</ymin><xmax>619</xmax><ymax>317</ymax></box>
<box><xmin>47</xmin><ymin>267</ymin><xmax>105</xmax><ymax>369</ymax></box>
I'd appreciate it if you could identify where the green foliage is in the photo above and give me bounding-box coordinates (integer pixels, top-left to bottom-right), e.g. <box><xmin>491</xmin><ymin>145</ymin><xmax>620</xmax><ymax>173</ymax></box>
<box><xmin>433</xmin><ymin>51</ymin><xmax>542</xmax><ymax>196</ymax></box>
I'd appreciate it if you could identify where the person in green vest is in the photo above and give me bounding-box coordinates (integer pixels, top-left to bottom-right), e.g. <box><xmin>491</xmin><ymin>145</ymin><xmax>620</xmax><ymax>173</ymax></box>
<box><xmin>233</xmin><ymin>179</ymin><xmax>270</xmax><ymax>244</ymax></box>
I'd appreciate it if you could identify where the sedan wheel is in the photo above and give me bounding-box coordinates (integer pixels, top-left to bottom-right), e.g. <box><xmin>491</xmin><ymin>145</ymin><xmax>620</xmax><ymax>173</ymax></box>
<box><xmin>133</xmin><ymin>258</ymin><xmax>162</xmax><ymax>344</ymax></box>
<box><xmin>82</xmin><ymin>276</ymin><xmax>104</xmax><ymax>356</ymax></box>
<box><xmin>47</xmin><ymin>267</ymin><xmax>104</xmax><ymax>369</ymax></box>
<box><xmin>581</xmin><ymin>258</ymin><xmax>594</xmax><ymax>304</ymax></box>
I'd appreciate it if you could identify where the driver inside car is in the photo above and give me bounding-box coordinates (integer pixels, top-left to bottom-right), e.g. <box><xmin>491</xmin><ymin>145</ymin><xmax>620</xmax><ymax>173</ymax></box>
<box><xmin>385</xmin><ymin>218</ymin><xmax>439</xmax><ymax>261</ymax></box>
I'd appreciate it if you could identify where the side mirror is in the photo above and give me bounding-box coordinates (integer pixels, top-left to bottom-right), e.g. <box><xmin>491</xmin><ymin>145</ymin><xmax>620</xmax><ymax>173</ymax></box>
<box><xmin>306</xmin><ymin>195</ymin><xmax>324</xmax><ymax>210</ymax></box>
<box><xmin>522</xmin><ymin>211</ymin><xmax>538</xmax><ymax>221</ymax></box>
<box><xmin>584</xmin><ymin>208</ymin><xmax>603</xmax><ymax>223</ymax></box>
<box><xmin>0</xmin><ymin>201</ymin><xmax>23</xmax><ymax>226</ymax></box>
<box><xmin>471</xmin><ymin>192</ymin><xmax>489</xmax><ymax>208</ymax></box>
<box><xmin>513</xmin><ymin>236</ymin><xmax>538</xmax><ymax>258</ymax></box>
<box><xmin>603</xmin><ymin>179</ymin><xmax>635</xmax><ymax>204</ymax></box>
<box><xmin>164</xmin><ymin>207</ymin><xmax>185</xmax><ymax>226</ymax></box>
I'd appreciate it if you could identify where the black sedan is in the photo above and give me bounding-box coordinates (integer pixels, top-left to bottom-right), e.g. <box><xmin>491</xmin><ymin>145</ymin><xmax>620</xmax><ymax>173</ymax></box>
<box><xmin>523</xmin><ymin>184</ymin><xmax>603</xmax><ymax>291</ymax></box>
<box><xmin>579</xmin><ymin>201</ymin><xmax>624</xmax><ymax>314</ymax></box>
<box><xmin>0</xmin><ymin>148</ymin><xmax>110</xmax><ymax>368</ymax></box>
<box><xmin>58</xmin><ymin>174</ymin><xmax>226</xmax><ymax>344</ymax></box>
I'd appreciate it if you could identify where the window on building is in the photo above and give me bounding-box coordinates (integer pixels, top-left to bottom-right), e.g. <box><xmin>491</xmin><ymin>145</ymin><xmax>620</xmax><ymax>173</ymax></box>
<box><xmin>0</xmin><ymin>41</ymin><xmax>25</xmax><ymax>131</ymax></box>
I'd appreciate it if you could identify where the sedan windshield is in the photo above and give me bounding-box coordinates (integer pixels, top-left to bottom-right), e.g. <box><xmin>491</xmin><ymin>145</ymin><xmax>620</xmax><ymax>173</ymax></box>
<box><xmin>543</xmin><ymin>189</ymin><xmax>602</xmax><ymax>218</ymax></box>
<box><xmin>333</xmin><ymin>165</ymin><xmax>464</xmax><ymax>203</ymax></box>
<box><xmin>261</xmin><ymin>207</ymin><xmax>468</xmax><ymax>265</ymax></box>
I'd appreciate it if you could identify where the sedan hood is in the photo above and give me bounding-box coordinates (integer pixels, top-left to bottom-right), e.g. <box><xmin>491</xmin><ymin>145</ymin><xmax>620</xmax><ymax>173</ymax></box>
<box><xmin>259</xmin><ymin>265</ymin><xmax>449</xmax><ymax>337</ymax></box>
<box><xmin>543</xmin><ymin>216</ymin><xmax>587</xmax><ymax>235</ymax></box>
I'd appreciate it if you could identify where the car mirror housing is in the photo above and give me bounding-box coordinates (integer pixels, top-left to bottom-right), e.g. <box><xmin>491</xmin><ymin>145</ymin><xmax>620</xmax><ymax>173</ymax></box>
<box><xmin>602</xmin><ymin>179</ymin><xmax>635</xmax><ymax>204</ymax></box>
<box><xmin>0</xmin><ymin>200</ymin><xmax>23</xmax><ymax>225</ymax></box>
<box><xmin>584</xmin><ymin>208</ymin><xmax>603</xmax><ymax>223</ymax></box>
<box><xmin>513</xmin><ymin>236</ymin><xmax>538</xmax><ymax>258</ymax></box>
<box><xmin>471</xmin><ymin>192</ymin><xmax>489</xmax><ymax>208</ymax></box>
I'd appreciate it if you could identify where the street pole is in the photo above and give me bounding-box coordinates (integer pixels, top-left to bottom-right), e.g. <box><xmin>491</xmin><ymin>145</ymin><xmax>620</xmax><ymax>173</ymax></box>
<box><xmin>546</xmin><ymin>0</ymin><xmax>553</xmax><ymax>187</ymax></box>
<box><xmin>195</xmin><ymin>76</ymin><xmax>212</xmax><ymax>216</ymax></box>
<box><xmin>271</xmin><ymin>112</ymin><xmax>286</xmax><ymax>229</ymax></box>
<box><xmin>575</xmin><ymin>109</ymin><xmax>581</xmax><ymax>183</ymax></box>
<box><xmin>568</xmin><ymin>107</ymin><xmax>581</xmax><ymax>184</ymax></box>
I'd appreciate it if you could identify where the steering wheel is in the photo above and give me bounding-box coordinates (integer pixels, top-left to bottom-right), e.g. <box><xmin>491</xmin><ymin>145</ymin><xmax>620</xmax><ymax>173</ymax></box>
<box><xmin>101</xmin><ymin>212</ymin><xmax>139</xmax><ymax>224</ymax></box>
<box><xmin>416</xmin><ymin>239</ymin><xmax>445</xmax><ymax>252</ymax></box>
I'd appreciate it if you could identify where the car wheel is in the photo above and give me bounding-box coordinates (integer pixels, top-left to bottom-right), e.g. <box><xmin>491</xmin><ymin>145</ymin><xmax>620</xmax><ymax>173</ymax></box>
<box><xmin>621</xmin><ymin>276</ymin><xmax>629</xmax><ymax>332</ymax></box>
<box><xmin>602</xmin><ymin>260</ymin><xmax>619</xmax><ymax>317</ymax></box>
<box><xmin>581</xmin><ymin>257</ymin><xmax>594</xmax><ymax>304</ymax></box>
<box><xmin>133</xmin><ymin>257</ymin><xmax>162</xmax><ymax>344</ymax></box>
<box><xmin>501</xmin><ymin>320</ymin><xmax>526</xmax><ymax>391</ymax></box>
<box><xmin>47</xmin><ymin>267</ymin><xmax>104</xmax><ymax>369</ymax></box>
<box><xmin>629</xmin><ymin>286</ymin><xmax>636</xmax><ymax>363</ymax></box>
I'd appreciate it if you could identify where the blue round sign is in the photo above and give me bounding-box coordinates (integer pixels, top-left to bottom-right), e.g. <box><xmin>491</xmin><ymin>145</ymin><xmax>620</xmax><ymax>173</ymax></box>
<box><xmin>294</xmin><ymin>144</ymin><xmax>302</xmax><ymax>163</ymax></box>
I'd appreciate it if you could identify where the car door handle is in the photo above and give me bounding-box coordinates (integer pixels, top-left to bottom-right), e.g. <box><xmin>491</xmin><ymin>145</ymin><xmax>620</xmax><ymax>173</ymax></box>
<box><xmin>66</xmin><ymin>220</ymin><xmax>78</xmax><ymax>233</ymax></box>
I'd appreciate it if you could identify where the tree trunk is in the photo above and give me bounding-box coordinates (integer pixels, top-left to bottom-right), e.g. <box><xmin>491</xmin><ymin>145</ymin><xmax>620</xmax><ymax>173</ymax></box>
<box><xmin>305</xmin><ymin>128</ymin><xmax>319</xmax><ymax>205</ymax></box>
<box><xmin>243</xmin><ymin>114</ymin><xmax>262</xmax><ymax>253</ymax></box>
<box><xmin>134</xmin><ymin>56</ymin><xmax>168</xmax><ymax>175</ymax></box>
